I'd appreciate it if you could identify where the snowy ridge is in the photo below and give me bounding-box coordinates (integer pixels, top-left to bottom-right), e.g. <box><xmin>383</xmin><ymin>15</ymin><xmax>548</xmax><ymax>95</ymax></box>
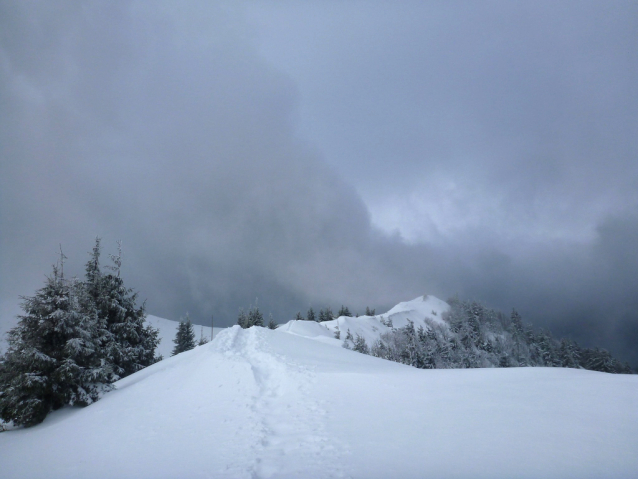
<box><xmin>279</xmin><ymin>295</ymin><xmax>450</xmax><ymax>349</ymax></box>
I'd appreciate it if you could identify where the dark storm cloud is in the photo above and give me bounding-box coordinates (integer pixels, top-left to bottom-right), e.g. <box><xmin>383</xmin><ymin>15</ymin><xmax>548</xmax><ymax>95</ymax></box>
<box><xmin>1</xmin><ymin>1</ymin><xmax>637</xmax><ymax>366</ymax></box>
<box><xmin>0</xmin><ymin>1</ymin><xmax>437</xmax><ymax>337</ymax></box>
<box><xmin>245</xmin><ymin>0</ymin><xmax>638</xmax><ymax>365</ymax></box>
<box><xmin>250</xmin><ymin>0</ymin><xmax>637</xmax><ymax>243</ymax></box>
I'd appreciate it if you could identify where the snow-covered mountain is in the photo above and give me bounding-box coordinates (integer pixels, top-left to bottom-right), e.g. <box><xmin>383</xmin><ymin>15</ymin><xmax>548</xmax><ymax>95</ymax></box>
<box><xmin>280</xmin><ymin>294</ymin><xmax>449</xmax><ymax>346</ymax></box>
<box><xmin>2</xmin><ymin>297</ymin><xmax>637</xmax><ymax>478</ymax></box>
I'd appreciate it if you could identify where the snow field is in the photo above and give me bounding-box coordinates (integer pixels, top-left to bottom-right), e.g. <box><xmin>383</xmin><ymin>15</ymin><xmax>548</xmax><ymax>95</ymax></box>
<box><xmin>1</xmin><ymin>300</ymin><xmax>637</xmax><ymax>478</ymax></box>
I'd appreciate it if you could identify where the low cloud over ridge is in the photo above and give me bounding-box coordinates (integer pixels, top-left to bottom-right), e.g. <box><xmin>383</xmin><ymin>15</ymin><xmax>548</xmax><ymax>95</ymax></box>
<box><xmin>1</xmin><ymin>1</ymin><xmax>637</xmax><ymax>366</ymax></box>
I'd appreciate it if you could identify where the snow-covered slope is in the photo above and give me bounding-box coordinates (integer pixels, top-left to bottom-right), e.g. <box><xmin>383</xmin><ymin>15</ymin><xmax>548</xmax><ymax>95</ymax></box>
<box><xmin>279</xmin><ymin>294</ymin><xmax>450</xmax><ymax>348</ymax></box>
<box><xmin>145</xmin><ymin>314</ymin><xmax>224</xmax><ymax>358</ymax></box>
<box><xmin>1</xmin><ymin>325</ymin><xmax>637</xmax><ymax>479</ymax></box>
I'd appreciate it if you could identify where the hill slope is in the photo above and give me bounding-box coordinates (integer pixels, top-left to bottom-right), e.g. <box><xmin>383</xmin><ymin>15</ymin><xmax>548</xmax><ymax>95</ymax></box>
<box><xmin>145</xmin><ymin>314</ymin><xmax>224</xmax><ymax>359</ymax></box>
<box><xmin>1</xmin><ymin>324</ymin><xmax>637</xmax><ymax>479</ymax></box>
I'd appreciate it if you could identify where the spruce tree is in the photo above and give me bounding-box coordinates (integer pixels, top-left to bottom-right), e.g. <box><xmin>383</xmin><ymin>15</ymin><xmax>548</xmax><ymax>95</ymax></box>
<box><xmin>338</xmin><ymin>305</ymin><xmax>352</xmax><ymax>317</ymax></box>
<box><xmin>172</xmin><ymin>314</ymin><xmax>196</xmax><ymax>356</ymax></box>
<box><xmin>238</xmin><ymin>306</ymin><xmax>264</xmax><ymax>328</ymax></box>
<box><xmin>294</xmin><ymin>312</ymin><xmax>304</xmax><ymax>321</ymax></box>
<box><xmin>342</xmin><ymin>329</ymin><xmax>354</xmax><ymax>349</ymax></box>
<box><xmin>81</xmin><ymin>239</ymin><xmax>159</xmax><ymax>379</ymax></box>
<box><xmin>92</xmin><ymin>243</ymin><xmax>159</xmax><ymax>378</ymax></box>
<box><xmin>353</xmin><ymin>334</ymin><xmax>370</xmax><ymax>354</ymax></box>
<box><xmin>558</xmin><ymin>338</ymin><xmax>579</xmax><ymax>368</ymax></box>
<box><xmin>247</xmin><ymin>306</ymin><xmax>264</xmax><ymax>327</ymax></box>
<box><xmin>318</xmin><ymin>308</ymin><xmax>334</xmax><ymax>322</ymax></box>
<box><xmin>325</xmin><ymin>307</ymin><xmax>334</xmax><ymax>321</ymax></box>
<box><xmin>237</xmin><ymin>308</ymin><xmax>249</xmax><ymax>328</ymax></box>
<box><xmin>0</xmin><ymin>263</ymin><xmax>112</xmax><ymax>427</ymax></box>
<box><xmin>307</xmin><ymin>307</ymin><xmax>316</xmax><ymax>322</ymax></box>
<box><xmin>267</xmin><ymin>314</ymin><xmax>277</xmax><ymax>330</ymax></box>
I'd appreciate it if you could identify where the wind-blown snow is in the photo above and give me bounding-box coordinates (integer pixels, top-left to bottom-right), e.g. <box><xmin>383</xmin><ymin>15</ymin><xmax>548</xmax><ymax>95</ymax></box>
<box><xmin>1</xmin><ymin>320</ymin><xmax>637</xmax><ymax>478</ymax></box>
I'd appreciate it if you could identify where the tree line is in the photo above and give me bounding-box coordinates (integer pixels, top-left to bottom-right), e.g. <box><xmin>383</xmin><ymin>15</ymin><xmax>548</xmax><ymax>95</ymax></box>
<box><xmin>343</xmin><ymin>298</ymin><xmax>634</xmax><ymax>374</ymax></box>
<box><xmin>292</xmin><ymin>305</ymin><xmax>375</xmax><ymax>323</ymax></box>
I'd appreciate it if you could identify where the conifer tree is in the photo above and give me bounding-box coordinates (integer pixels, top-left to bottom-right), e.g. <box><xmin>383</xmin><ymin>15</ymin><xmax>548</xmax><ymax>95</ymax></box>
<box><xmin>237</xmin><ymin>308</ymin><xmax>248</xmax><ymax>328</ymax></box>
<box><xmin>294</xmin><ymin>312</ymin><xmax>304</xmax><ymax>321</ymax></box>
<box><xmin>342</xmin><ymin>329</ymin><xmax>354</xmax><ymax>349</ymax></box>
<box><xmin>267</xmin><ymin>314</ymin><xmax>277</xmax><ymax>330</ymax></box>
<box><xmin>248</xmin><ymin>306</ymin><xmax>264</xmax><ymax>327</ymax></box>
<box><xmin>238</xmin><ymin>306</ymin><xmax>264</xmax><ymax>328</ymax></box>
<box><xmin>318</xmin><ymin>307</ymin><xmax>334</xmax><ymax>322</ymax></box>
<box><xmin>90</xmin><ymin>242</ymin><xmax>160</xmax><ymax>378</ymax></box>
<box><xmin>558</xmin><ymin>338</ymin><xmax>579</xmax><ymax>368</ymax></box>
<box><xmin>338</xmin><ymin>305</ymin><xmax>352</xmax><ymax>317</ymax></box>
<box><xmin>172</xmin><ymin>314</ymin><xmax>196</xmax><ymax>356</ymax></box>
<box><xmin>307</xmin><ymin>307</ymin><xmax>316</xmax><ymax>322</ymax></box>
<box><xmin>586</xmin><ymin>348</ymin><xmax>617</xmax><ymax>373</ymax></box>
<box><xmin>0</xmin><ymin>263</ymin><xmax>112</xmax><ymax>427</ymax></box>
<box><xmin>510</xmin><ymin>309</ymin><xmax>528</xmax><ymax>366</ymax></box>
<box><xmin>353</xmin><ymin>334</ymin><xmax>370</xmax><ymax>354</ymax></box>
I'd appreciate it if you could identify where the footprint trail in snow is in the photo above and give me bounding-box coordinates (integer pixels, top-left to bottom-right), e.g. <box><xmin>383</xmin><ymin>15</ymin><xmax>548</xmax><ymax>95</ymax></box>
<box><xmin>213</xmin><ymin>326</ymin><xmax>348</xmax><ymax>479</ymax></box>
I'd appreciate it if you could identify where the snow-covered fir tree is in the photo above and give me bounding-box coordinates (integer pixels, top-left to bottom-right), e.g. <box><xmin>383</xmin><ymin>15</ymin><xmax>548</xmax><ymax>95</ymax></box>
<box><xmin>237</xmin><ymin>309</ymin><xmax>248</xmax><ymax>328</ymax></box>
<box><xmin>172</xmin><ymin>314</ymin><xmax>196</xmax><ymax>356</ymax></box>
<box><xmin>84</xmin><ymin>240</ymin><xmax>160</xmax><ymax>378</ymax></box>
<box><xmin>353</xmin><ymin>334</ymin><xmax>370</xmax><ymax>355</ymax></box>
<box><xmin>342</xmin><ymin>329</ymin><xmax>354</xmax><ymax>349</ymax></box>
<box><xmin>306</xmin><ymin>307</ymin><xmax>316</xmax><ymax>322</ymax></box>
<box><xmin>238</xmin><ymin>305</ymin><xmax>264</xmax><ymax>328</ymax></box>
<box><xmin>248</xmin><ymin>306</ymin><xmax>264</xmax><ymax>327</ymax></box>
<box><xmin>338</xmin><ymin>305</ymin><xmax>352</xmax><ymax>317</ymax></box>
<box><xmin>318</xmin><ymin>307</ymin><xmax>334</xmax><ymax>322</ymax></box>
<box><xmin>0</xmin><ymin>262</ymin><xmax>113</xmax><ymax>427</ymax></box>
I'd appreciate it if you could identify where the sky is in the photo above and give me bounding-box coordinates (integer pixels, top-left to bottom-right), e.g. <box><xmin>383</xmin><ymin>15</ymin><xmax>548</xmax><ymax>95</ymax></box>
<box><xmin>1</xmin><ymin>1</ymin><xmax>637</xmax><ymax>365</ymax></box>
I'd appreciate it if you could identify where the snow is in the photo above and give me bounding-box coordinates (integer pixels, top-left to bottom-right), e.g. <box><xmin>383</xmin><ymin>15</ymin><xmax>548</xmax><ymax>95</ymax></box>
<box><xmin>145</xmin><ymin>314</ymin><xmax>224</xmax><ymax>359</ymax></box>
<box><xmin>1</xmin><ymin>299</ymin><xmax>637</xmax><ymax>478</ymax></box>
<box><xmin>279</xmin><ymin>294</ymin><xmax>450</xmax><ymax>349</ymax></box>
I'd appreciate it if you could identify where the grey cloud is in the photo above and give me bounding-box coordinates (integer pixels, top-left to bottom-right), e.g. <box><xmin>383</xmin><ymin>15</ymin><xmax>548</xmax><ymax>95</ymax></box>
<box><xmin>1</xmin><ymin>1</ymin><xmax>637</xmax><ymax>367</ymax></box>
<box><xmin>0</xmin><ymin>1</ymin><xmax>432</xmax><ymax>332</ymax></box>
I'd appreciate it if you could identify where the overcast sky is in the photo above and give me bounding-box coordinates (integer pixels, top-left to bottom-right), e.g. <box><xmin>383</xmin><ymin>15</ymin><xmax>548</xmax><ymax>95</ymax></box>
<box><xmin>1</xmin><ymin>1</ymin><xmax>637</xmax><ymax>365</ymax></box>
